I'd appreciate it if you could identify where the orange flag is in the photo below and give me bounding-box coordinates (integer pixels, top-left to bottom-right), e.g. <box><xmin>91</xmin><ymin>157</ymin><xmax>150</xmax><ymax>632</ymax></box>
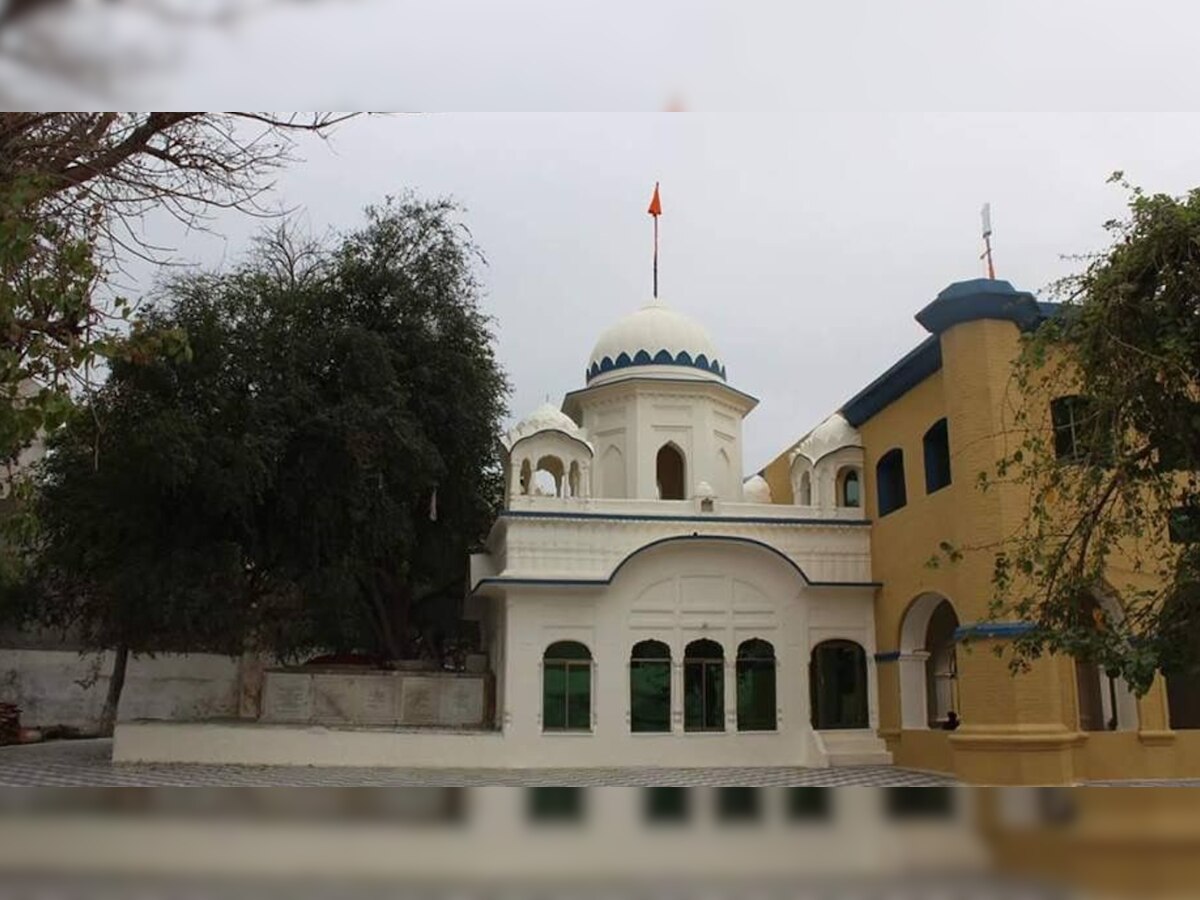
<box><xmin>647</xmin><ymin>182</ymin><xmax>662</xmax><ymax>217</ymax></box>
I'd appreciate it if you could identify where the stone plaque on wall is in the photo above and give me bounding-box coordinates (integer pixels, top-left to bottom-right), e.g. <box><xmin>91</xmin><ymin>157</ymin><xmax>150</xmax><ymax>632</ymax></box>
<box><xmin>261</xmin><ymin>672</ymin><xmax>313</xmax><ymax>723</ymax></box>
<box><xmin>440</xmin><ymin>678</ymin><xmax>484</xmax><ymax>726</ymax></box>
<box><xmin>312</xmin><ymin>674</ymin><xmax>358</xmax><ymax>725</ymax></box>
<box><xmin>360</xmin><ymin>676</ymin><xmax>397</xmax><ymax>725</ymax></box>
<box><xmin>400</xmin><ymin>677</ymin><xmax>439</xmax><ymax>725</ymax></box>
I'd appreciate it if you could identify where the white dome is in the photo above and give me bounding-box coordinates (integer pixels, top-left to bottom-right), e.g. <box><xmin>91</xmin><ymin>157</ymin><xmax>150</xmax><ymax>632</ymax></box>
<box><xmin>792</xmin><ymin>413</ymin><xmax>861</xmax><ymax>464</ymax></box>
<box><xmin>742</xmin><ymin>474</ymin><xmax>773</xmax><ymax>504</ymax></box>
<box><xmin>586</xmin><ymin>299</ymin><xmax>725</xmax><ymax>385</ymax></box>
<box><xmin>502</xmin><ymin>402</ymin><xmax>591</xmax><ymax>453</ymax></box>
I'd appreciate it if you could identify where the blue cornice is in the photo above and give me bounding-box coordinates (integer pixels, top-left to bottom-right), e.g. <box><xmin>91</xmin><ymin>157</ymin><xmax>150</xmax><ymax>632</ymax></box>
<box><xmin>874</xmin><ymin>650</ymin><xmax>901</xmax><ymax>662</ymax></box>
<box><xmin>586</xmin><ymin>348</ymin><xmax>726</xmax><ymax>383</ymax></box>
<box><xmin>841</xmin><ymin>336</ymin><xmax>942</xmax><ymax>428</ymax></box>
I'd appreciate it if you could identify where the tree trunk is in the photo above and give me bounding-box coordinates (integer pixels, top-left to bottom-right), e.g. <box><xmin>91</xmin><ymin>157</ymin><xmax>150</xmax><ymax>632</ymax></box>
<box><xmin>97</xmin><ymin>644</ymin><xmax>129</xmax><ymax>737</ymax></box>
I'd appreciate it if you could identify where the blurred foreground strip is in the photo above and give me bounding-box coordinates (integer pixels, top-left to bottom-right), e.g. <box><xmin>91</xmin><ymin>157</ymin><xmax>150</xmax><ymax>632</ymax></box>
<box><xmin>0</xmin><ymin>787</ymin><xmax>1196</xmax><ymax>897</ymax></box>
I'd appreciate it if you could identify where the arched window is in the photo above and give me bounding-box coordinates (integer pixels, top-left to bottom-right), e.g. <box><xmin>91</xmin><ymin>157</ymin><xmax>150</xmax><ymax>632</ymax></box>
<box><xmin>656</xmin><ymin>443</ymin><xmax>686</xmax><ymax>500</ymax></box>
<box><xmin>533</xmin><ymin>455</ymin><xmax>564</xmax><ymax>497</ymax></box>
<box><xmin>838</xmin><ymin>468</ymin><xmax>861</xmax><ymax>508</ymax></box>
<box><xmin>543</xmin><ymin>641</ymin><xmax>592</xmax><ymax>732</ymax></box>
<box><xmin>1072</xmin><ymin>594</ymin><xmax>1138</xmax><ymax>732</ymax></box>
<box><xmin>567</xmin><ymin>461</ymin><xmax>581</xmax><ymax>498</ymax></box>
<box><xmin>519</xmin><ymin>459</ymin><xmax>532</xmax><ymax>495</ymax></box>
<box><xmin>810</xmin><ymin>640</ymin><xmax>869</xmax><ymax>730</ymax></box>
<box><xmin>684</xmin><ymin>639</ymin><xmax>724</xmax><ymax>732</ymax></box>
<box><xmin>922</xmin><ymin>418</ymin><xmax>952</xmax><ymax>494</ymax></box>
<box><xmin>875</xmin><ymin>449</ymin><xmax>906</xmax><ymax>516</ymax></box>
<box><xmin>798</xmin><ymin>470</ymin><xmax>813</xmax><ymax>506</ymax></box>
<box><xmin>736</xmin><ymin>639</ymin><xmax>777</xmax><ymax>731</ymax></box>
<box><xmin>630</xmin><ymin>640</ymin><xmax>671</xmax><ymax>733</ymax></box>
<box><xmin>923</xmin><ymin>601</ymin><xmax>959</xmax><ymax>727</ymax></box>
<box><xmin>1051</xmin><ymin>395</ymin><xmax>1113</xmax><ymax>465</ymax></box>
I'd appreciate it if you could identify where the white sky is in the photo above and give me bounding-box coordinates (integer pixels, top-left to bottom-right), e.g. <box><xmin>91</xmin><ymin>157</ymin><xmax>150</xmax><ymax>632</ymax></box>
<box><xmin>125</xmin><ymin>112</ymin><xmax>1200</xmax><ymax>472</ymax></box>
<box><xmin>31</xmin><ymin>0</ymin><xmax>1199</xmax><ymax>472</ymax></box>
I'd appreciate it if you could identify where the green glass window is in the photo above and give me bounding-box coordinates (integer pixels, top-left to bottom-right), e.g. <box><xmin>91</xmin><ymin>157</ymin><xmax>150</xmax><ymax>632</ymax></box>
<box><xmin>543</xmin><ymin>641</ymin><xmax>592</xmax><ymax>732</ymax></box>
<box><xmin>736</xmin><ymin>638</ymin><xmax>777</xmax><ymax>731</ymax></box>
<box><xmin>630</xmin><ymin>640</ymin><xmax>671</xmax><ymax>733</ymax></box>
<box><xmin>684</xmin><ymin>639</ymin><xmax>724</xmax><ymax>732</ymax></box>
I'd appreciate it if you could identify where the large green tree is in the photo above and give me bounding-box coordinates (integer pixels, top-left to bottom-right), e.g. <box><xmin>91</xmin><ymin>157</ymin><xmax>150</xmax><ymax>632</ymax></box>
<box><xmin>21</xmin><ymin>197</ymin><xmax>507</xmax><ymax>733</ymax></box>
<box><xmin>988</xmin><ymin>176</ymin><xmax>1200</xmax><ymax>695</ymax></box>
<box><xmin>0</xmin><ymin>112</ymin><xmax>354</xmax><ymax>472</ymax></box>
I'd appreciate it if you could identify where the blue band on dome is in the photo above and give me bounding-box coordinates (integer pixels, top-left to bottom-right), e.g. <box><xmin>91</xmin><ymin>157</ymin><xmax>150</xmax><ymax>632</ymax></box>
<box><xmin>587</xmin><ymin>349</ymin><xmax>726</xmax><ymax>383</ymax></box>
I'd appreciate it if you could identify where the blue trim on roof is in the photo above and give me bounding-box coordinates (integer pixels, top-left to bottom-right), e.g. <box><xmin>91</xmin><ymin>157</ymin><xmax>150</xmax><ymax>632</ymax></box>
<box><xmin>842</xmin><ymin>336</ymin><xmax>942</xmax><ymax>428</ymax></box>
<box><xmin>954</xmin><ymin>621</ymin><xmax>1036</xmax><ymax>640</ymax></box>
<box><xmin>915</xmin><ymin>278</ymin><xmax>1044</xmax><ymax>335</ymax></box>
<box><xmin>474</xmin><ymin>533</ymin><xmax>882</xmax><ymax>592</ymax></box>
<box><xmin>586</xmin><ymin>348</ymin><xmax>726</xmax><ymax>383</ymax></box>
<box><xmin>840</xmin><ymin>279</ymin><xmax>1060</xmax><ymax>428</ymax></box>
<box><xmin>501</xmin><ymin>509</ymin><xmax>872</xmax><ymax>527</ymax></box>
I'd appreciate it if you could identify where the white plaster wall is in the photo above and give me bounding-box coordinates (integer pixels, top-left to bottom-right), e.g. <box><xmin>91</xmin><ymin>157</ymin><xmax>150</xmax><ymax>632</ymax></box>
<box><xmin>495</xmin><ymin>539</ymin><xmax>877</xmax><ymax>767</ymax></box>
<box><xmin>0</xmin><ymin>649</ymin><xmax>240</xmax><ymax>729</ymax></box>
<box><xmin>578</xmin><ymin>382</ymin><xmax>749</xmax><ymax>502</ymax></box>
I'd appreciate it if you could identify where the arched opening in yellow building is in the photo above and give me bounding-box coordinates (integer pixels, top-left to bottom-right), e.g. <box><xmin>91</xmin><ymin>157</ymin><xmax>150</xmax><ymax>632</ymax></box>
<box><xmin>899</xmin><ymin>592</ymin><xmax>960</xmax><ymax>730</ymax></box>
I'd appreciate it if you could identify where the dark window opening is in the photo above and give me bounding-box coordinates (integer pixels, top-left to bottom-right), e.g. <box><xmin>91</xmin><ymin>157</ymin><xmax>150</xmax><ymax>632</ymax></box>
<box><xmin>630</xmin><ymin>640</ymin><xmax>671</xmax><ymax>733</ymax></box>
<box><xmin>543</xmin><ymin>641</ymin><xmax>592</xmax><ymax>732</ymax></box>
<box><xmin>656</xmin><ymin>443</ymin><xmax>686</xmax><ymax>500</ymax></box>
<box><xmin>1051</xmin><ymin>396</ymin><xmax>1113</xmax><ymax>465</ymax></box>
<box><xmin>736</xmin><ymin>638</ymin><xmax>777</xmax><ymax>731</ymax></box>
<box><xmin>810</xmin><ymin>640</ymin><xmax>869</xmax><ymax>730</ymax></box>
<box><xmin>839</xmin><ymin>468</ymin><xmax>861</xmax><ymax>508</ymax></box>
<box><xmin>1170</xmin><ymin>505</ymin><xmax>1200</xmax><ymax>544</ymax></box>
<box><xmin>922</xmin><ymin>418</ymin><xmax>952</xmax><ymax>494</ymax></box>
<box><xmin>684</xmin><ymin>639</ymin><xmax>724</xmax><ymax>732</ymax></box>
<box><xmin>876</xmin><ymin>449</ymin><xmax>907</xmax><ymax>516</ymax></box>
<box><xmin>924</xmin><ymin>600</ymin><xmax>959</xmax><ymax>728</ymax></box>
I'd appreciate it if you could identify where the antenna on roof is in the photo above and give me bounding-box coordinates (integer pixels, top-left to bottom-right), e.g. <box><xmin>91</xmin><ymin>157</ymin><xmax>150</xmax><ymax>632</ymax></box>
<box><xmin>980</xmin><ymin>203</ymin><xmax>996</xmax><ymax>279</ymax></box>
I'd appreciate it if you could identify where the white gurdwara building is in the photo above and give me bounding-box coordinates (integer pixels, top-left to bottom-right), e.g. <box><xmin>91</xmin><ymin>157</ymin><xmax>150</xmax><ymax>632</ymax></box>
<box><xmin>468</xmin><ymin>298</ymin><xmax>889</xmax><ymax>768</ymax></box>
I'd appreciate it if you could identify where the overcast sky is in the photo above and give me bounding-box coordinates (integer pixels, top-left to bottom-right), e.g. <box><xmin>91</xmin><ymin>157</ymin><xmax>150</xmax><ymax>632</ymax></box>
<box><xmin>120</xmin><ymin>112</ymin><xmax>1200</xmax><ymax>472</ymax></box>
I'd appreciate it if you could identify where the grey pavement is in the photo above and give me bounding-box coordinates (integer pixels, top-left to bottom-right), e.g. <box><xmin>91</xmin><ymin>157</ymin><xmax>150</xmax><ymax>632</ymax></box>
<box><xmin>0</xmin><ymin>738</ymin><xmax>961</xmax><ymax>786</ymax></box>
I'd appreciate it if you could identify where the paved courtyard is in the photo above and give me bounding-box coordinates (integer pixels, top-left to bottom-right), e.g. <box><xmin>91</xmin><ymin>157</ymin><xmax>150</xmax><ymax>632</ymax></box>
<box><xmin>0</xmin><ymin>739</ymin><xmax>959</xmax><ymax>786</ymax></box>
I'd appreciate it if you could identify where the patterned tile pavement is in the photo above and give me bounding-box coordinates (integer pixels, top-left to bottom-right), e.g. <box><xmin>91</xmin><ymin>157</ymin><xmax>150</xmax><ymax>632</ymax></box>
<box><xmin>0</xmin><ymin>739</ymin><xmax>962</xmax><ymax>786</ymax></box>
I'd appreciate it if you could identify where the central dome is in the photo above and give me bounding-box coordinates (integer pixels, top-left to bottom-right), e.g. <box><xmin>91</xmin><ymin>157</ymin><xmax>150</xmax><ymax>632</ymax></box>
<box><xmin>586</xmin><ymin>299</ymin><xmax>725</xmax><ymax>385</ymax></box>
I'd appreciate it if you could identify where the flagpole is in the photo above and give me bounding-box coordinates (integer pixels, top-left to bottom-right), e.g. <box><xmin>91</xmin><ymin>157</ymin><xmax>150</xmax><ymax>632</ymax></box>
<box><xmin>653</xmin><ymin>214</ymin><xmax>659</xmax><ymax>299</ymax></box>
<box><xmin>648</xmin><ymin>182</ymin><xmax>662</xmax><ymax>299</ymax></box>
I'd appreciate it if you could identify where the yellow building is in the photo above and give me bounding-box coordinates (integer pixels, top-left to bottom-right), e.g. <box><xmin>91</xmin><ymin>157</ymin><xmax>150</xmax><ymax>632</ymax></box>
<box><xmin>761</xmin><ymin>278</ymin><xmax>1200</xmax><ymax>785</ymax></box>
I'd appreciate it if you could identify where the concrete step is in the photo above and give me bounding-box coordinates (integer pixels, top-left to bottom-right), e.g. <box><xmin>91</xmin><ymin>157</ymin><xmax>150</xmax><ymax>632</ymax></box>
<box><xmin>815</xmin><ymin>729</ymin><xmax>893</xmax><ymax>767</ymax></box>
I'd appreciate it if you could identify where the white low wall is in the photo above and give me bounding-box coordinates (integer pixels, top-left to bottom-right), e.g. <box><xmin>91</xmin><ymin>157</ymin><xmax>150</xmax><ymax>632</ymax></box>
<box><xmin>0</xmin><ymin>649</ymin><xmax>240</xmax><ymax>730</ymax></box>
